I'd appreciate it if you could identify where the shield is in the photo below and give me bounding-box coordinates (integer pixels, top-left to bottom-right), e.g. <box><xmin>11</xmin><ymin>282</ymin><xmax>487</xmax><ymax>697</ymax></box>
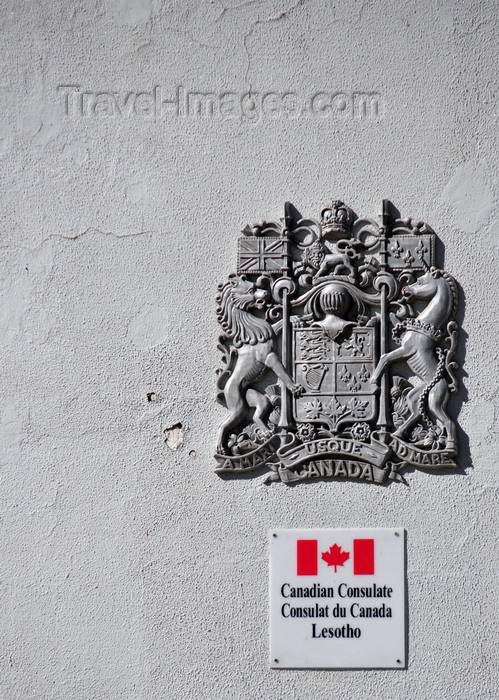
<box><xmin>293</xmin><ymin>326</ymin><xmax>377</xmax><ymax>432</ymax></box>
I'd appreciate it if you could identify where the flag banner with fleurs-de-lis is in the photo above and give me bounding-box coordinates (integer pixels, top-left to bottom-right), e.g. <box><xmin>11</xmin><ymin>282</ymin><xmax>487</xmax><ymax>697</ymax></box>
<box><xmin>214</xmin><ymin>199</ymin><xmax>461</xmax><ymax>485</ymax></box>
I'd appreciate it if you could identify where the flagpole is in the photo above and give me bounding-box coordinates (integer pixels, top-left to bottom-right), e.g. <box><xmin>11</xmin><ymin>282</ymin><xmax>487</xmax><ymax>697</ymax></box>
<box><xmin>378</xmin><ymin>199</ymin><xmax>390</xmax><ymax>441</ymax></box>
<box><xmin>278</xmin><ymin>201</ymin><xmax>293</xmax><ymax>431</ymax></box>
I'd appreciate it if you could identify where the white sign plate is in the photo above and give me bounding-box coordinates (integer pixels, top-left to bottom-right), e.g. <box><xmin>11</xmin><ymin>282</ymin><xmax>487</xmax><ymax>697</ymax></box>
<box><xmin>270</xmin><ymin>528</ymin><xmax>406</xmax><ymax>668</ymax></box>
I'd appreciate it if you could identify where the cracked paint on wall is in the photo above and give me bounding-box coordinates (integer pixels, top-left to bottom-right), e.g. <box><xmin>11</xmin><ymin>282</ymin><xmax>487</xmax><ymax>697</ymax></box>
<box><xmin>441</xmin><ymin>161</ymin><xmax>494</xmax><ymax>234</ymax></box>
<box><xmin>127</xmin><ymin>304</ymin><xmax>171</xmax><ymax>349</ymax></box>
<box><xmin>0</xmin><ymin>406</ymin><xmax>25</xmax><ymax>466</ymax></box>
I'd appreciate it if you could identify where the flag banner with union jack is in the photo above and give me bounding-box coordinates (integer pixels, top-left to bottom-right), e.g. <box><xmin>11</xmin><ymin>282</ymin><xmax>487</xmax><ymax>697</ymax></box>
<box><xmin>237</xmin><ymin>237</ymin><xmax>288</xmax><ymax>274</ymax></box>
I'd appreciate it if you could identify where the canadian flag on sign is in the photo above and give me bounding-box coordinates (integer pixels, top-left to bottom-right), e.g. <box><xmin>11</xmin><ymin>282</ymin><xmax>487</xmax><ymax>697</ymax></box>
<box><xmin>296</xmin><ymin>539</ymin><xmax>375</xmax><ymax>576</ymax></box>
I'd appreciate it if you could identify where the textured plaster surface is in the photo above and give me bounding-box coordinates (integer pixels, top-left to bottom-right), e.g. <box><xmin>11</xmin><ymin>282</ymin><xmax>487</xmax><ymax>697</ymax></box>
<box><xmin>0</xmin><ymin>1</ymin><xmax>498</xmax><ymax>699</ymax></box>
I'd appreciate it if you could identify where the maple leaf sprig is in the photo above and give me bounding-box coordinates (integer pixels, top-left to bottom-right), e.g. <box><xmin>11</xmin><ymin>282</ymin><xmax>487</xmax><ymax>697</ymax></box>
<box><xmin>321</xmin><ymin>544</ymin><xmax>350</xmax><ymax>573</ymax></box>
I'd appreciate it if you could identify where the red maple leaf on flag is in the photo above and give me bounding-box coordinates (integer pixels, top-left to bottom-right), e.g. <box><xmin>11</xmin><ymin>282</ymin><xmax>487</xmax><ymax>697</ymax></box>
<box><xmin>321</xmin><ymin>544</ymin><xmax>350</xmax><ymax>573</ymax></box>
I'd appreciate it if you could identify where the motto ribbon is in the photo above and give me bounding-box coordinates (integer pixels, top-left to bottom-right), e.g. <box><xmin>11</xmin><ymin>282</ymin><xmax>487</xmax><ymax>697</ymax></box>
<box><xmin>277</xmin><ymin>436</ymin><xmax>390</xmax><ymax>469</ymax></box>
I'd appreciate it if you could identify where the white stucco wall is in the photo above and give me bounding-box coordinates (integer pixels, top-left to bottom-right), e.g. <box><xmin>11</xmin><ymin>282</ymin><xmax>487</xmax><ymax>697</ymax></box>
<box><xmin>0</xmin><ymin>1</ymin><xmax>497</xmax><ymax>698</ymax></box>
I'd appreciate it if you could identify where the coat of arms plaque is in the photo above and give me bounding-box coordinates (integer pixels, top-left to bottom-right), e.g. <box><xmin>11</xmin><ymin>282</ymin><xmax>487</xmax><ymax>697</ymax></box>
<box><xmin>215</xmin><ymin>200</ymin><xmax>460</xmax><ymax>485</ymax></box>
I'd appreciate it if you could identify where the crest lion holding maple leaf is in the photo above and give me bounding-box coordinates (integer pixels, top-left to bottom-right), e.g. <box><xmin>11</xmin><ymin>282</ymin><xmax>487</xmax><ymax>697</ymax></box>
<box><xmin>215</xmin><ymin>275</ymin><xmax>303</xmax><ymax>455</ymax></box>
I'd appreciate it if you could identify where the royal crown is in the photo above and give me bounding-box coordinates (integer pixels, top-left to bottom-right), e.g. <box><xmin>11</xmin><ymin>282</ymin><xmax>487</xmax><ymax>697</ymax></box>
<box><xmin>320</xmin><ymin>200</ymin><xmax>356</xmax><ymax>239</ymax></box>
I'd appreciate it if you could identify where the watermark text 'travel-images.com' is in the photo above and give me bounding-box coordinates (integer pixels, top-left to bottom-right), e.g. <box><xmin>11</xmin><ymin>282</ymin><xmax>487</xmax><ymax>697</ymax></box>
<box><xmin>58</xmin><ymin>86</ymin><xmax>383</xmax><ymax>122</ymax></box>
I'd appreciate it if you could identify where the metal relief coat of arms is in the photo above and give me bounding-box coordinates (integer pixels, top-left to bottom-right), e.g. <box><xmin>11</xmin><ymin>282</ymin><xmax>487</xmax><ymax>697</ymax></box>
<box><xmin>215</xmin><ymin>200</ymin><xmax>460</xmax><ymax>485</ymax></box>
